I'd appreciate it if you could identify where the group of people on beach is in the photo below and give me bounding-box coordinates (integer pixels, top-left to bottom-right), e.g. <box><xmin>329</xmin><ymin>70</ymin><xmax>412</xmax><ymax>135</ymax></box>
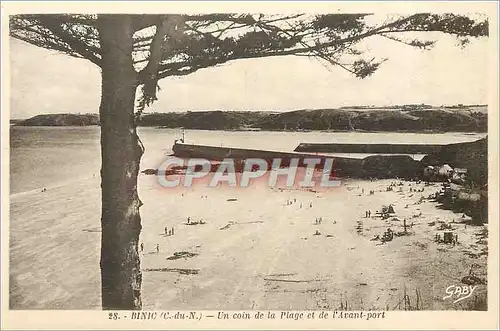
<box><xmin>165</xmin><ymin>226</ymin><xmax>175</xmax><ymax>236</ymax></box>
<box><xmin>138</xmin><ymin>224</ymin><xmax>176</xmax><ymax>254</ymax></box>
<box><xmin>359</xmin><ymin>187</ymin><xmax>374</xmax><ymax>195</ymax></box>
<box><xmin>285</xmin><ymin>198</ymin><xmax>313</xmax><ymax>209</ymax></box>
<box><xmin>140</xmin><ymin>242</ymin><xmax>160</xmax><ymax>253</ymax></box>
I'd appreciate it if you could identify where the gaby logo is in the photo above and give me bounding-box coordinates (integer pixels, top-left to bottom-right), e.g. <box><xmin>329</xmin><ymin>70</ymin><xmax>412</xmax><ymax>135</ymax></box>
<box><xmin>443</xmin><ymin>285</ymin><xmax>477</xmax><ymax>304</ymax></box>
<box><xmin>156</xmin><ymin>157</ymin><xmax>341</xmax><ymax>188</ymax></box>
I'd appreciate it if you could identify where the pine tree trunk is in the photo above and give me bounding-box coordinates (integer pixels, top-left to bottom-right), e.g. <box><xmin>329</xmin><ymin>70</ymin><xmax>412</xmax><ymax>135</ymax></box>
<box><xmin>97</xmin><ymin>15</ymin><xmax>143</xmax><ymax>310</ymax></box>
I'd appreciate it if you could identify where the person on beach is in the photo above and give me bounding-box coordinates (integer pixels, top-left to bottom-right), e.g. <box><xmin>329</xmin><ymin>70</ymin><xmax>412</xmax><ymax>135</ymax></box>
<box><xmin>187</xmin><ymin>216</ymin><xmax>191</xmax><ymax>224</ymax></box>
<box><xmin>171</xmin><ymin>227</ymin><xmax>175</xmax><ymax>235</ymax></box>
<box><xmin>386</xmin><ymin>228</ymin><xmax>394</xmax><ymax>241</ymax></box>
<box><xmin>165</xmin><ymin>226</ymin><xmax>168</xmax><ymax>235</ymax></box>
<box><xmin>156</xmin><ymin>244</ymin><xmax>159</xmax><ymax>253</ymax></box>
<box><xmin>300</xmin><ymin>203</ymin><xmax>302</xmax><ymax>208</ymax></box>
<box><xmin>140</xmin><ymin>243</ymin><xmax>144</xmax><ymax>252</ymax></box>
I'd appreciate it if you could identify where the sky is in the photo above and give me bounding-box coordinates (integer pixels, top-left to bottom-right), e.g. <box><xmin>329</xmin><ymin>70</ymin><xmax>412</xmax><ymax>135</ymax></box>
<box><xmin>9</xmin><ymin>30</ymin><xmax>489</xmax><ymax>119</ymax></box>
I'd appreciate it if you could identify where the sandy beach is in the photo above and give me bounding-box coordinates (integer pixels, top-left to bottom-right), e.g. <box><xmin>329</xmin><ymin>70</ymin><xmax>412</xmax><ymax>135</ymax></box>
<box><xmin>9</xmin><ymin>171</ymin><xmax>488</xmax><ymax>310</ymax></box>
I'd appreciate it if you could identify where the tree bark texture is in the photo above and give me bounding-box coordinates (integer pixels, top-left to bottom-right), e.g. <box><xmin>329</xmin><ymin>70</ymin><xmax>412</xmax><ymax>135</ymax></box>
<box><xmin>97</xmin><ymin>15</ymin><xmax>144</xmax><ymax>310</ymax></box>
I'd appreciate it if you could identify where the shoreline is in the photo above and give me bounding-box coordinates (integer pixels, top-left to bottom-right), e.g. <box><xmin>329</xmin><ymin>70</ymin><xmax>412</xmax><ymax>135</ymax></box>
<box><xmin>11</xmin><ymin>124</ymin><xmax>488</xmax><ymax>134</ymax></box>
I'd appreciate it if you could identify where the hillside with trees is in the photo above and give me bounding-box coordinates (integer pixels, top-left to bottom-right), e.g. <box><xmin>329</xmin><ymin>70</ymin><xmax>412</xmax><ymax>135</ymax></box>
<box><xmin>15</xmin><ymin>113</ymin><xmax>99</xmax><ymax>126</ymax></box>
<box><xmin>16</xmin><ymin>106</ymin><xmax>487</xmax><ymax>132</ymax></box>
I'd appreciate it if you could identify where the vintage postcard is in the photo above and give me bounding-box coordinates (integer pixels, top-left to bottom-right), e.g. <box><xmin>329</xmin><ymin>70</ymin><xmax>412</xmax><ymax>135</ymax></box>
<box><xmin>1</xmin><ymin>1</ymin><xmax>499</xmax><ymax>330</ymax></box>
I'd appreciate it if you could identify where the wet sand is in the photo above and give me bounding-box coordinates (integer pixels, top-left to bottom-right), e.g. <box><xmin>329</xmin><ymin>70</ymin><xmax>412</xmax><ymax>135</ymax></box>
<box><xmin>9</xmin><ymin>175</ymin><xmax>487</xmax><ymax>310</ymax></box>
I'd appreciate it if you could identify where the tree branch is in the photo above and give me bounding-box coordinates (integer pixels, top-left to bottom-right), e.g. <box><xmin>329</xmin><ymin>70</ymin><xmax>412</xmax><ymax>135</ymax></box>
<box><xmin>37</xmin><ymin>16</ymin><xmax>102</xmax><ymax>66</ymax></box>
<box><xmin>152</xmin><ymin>14</ymin><xmax>422</xmax><ymax>81</ymax></box>
<box><xmin>137</xmin><ymin>15</ymin><xmax>185</xmax><ymax>110</ymax></box>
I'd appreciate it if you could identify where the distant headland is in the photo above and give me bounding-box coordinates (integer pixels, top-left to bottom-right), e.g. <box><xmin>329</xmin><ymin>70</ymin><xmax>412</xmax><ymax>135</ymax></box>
<box><xmin>13</xmin><ymin>104</ymin><xmax>487</xmax><ymax>132</ymax></box>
